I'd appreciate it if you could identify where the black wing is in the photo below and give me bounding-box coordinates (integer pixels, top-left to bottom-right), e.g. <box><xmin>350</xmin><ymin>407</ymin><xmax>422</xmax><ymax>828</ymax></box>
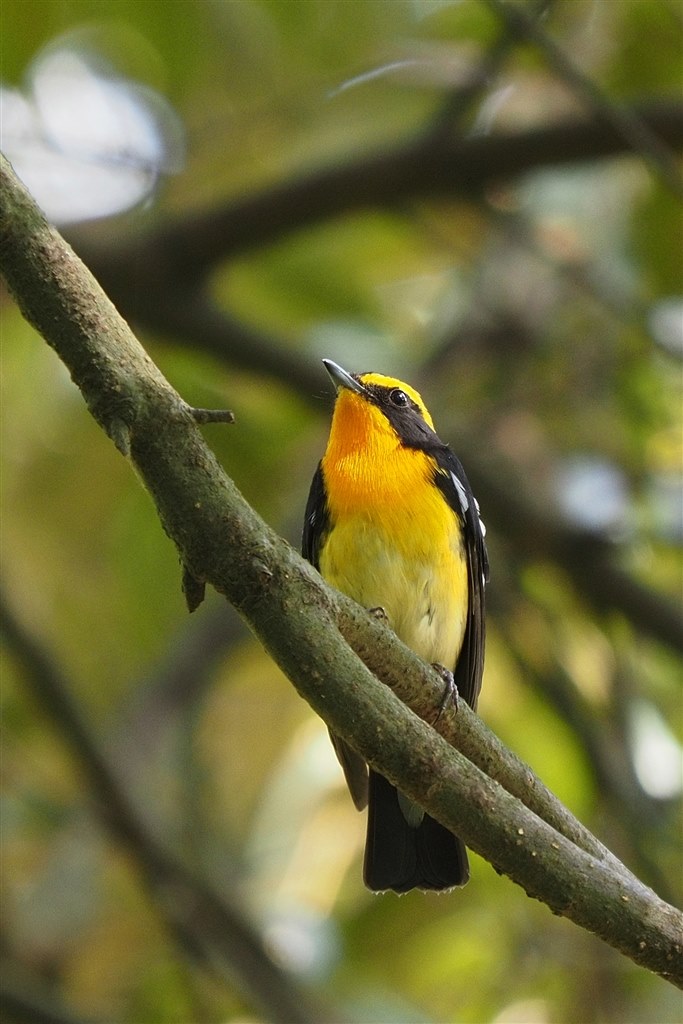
<box><xmin>302</xmin><ymin>462</ymin><xmax>369</xmax><ymax>810</ymax></box>
<box><xmin>433</xmin><ymin>449</ymin><xmax>488</xmax><ymax>710</ymax></box>
<box><xmin>302</xmin><ymin>462</ymin><xmax>328</xmax><ymax>569</ymax></box>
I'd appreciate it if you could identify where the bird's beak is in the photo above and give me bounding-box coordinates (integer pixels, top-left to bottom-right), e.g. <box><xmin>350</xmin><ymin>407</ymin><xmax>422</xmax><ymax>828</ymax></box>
<box><xmin>323</xmin><ymin>359</ymin><xmax>366</xmax><ymax>397</ymax></box>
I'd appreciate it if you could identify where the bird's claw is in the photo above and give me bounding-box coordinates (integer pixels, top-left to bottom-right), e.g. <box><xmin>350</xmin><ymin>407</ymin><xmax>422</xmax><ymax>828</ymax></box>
<box><xmin>431</xmin><ymin>663</ymin><xmax>458</xmax><ymax>722</ymax></box>
<box><xmin>368</xmin><ymin>606</ymin><xmax>389</xmax><ymax>625</ymax></box>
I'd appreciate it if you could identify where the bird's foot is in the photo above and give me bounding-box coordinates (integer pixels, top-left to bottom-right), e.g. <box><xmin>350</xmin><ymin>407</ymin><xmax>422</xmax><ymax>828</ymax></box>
<box><xmin>368</xmin><ymin>606</ymin><xmax>389</xmax><ymax>625</ymax></box>
<box><xmin>431</xmin><ymin>663</ymin><xmax>458</xmax><ymax>722</ymax></box>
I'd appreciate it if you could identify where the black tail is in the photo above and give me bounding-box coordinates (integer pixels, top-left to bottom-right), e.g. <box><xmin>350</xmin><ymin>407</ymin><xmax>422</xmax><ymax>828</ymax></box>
<box><xmin>363</xmin><ymin>771</ymin><xmax>469</xmax><ymax>893</ymax></box>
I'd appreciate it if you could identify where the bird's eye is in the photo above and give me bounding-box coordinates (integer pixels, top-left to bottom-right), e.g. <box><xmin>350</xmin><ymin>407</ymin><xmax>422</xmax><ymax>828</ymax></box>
<box><xmin>389</xmin><ymin>388</ymin><xmax>409</xmax><ymax>407</ymax></box>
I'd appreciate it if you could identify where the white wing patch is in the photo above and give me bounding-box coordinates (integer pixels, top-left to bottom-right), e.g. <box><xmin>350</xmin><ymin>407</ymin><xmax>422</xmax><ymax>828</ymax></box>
<box><xmin>450</xmin><ymin>470</ymin><xmax>469</xmax><ymax>514</ymax></box>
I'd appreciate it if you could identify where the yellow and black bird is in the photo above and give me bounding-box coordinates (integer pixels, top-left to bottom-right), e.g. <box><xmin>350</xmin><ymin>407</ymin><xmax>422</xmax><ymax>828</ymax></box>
<box><xmin>303</xmin><ymin>359</ymin><xmax>488</xmax><ymax>893</ymax></box>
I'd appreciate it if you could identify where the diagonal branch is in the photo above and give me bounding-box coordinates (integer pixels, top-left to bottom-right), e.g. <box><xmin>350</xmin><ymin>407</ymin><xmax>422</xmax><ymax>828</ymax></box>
<box><xmin>2</xmin><ymin>154</ymin><xmax>682</xmax><ymax>987</ymax></box>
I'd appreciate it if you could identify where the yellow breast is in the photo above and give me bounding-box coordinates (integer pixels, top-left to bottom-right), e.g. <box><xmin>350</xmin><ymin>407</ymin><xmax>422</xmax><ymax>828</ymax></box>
<box><xmin>320</xmin><ymin>402</ymin><xmax>468</xmax><ymax>668</ymax></box>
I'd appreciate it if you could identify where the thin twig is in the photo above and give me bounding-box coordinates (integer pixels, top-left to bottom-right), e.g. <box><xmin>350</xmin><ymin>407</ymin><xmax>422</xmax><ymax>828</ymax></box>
<box><xmin>481</xmin><ymin>0</ymin><xmax>683</xmax><ymax>198</ymax></box>
<box><xmin>424</xmin><ymin>0</ymin><xmax>555</xmax><ymax>142</ymax></box>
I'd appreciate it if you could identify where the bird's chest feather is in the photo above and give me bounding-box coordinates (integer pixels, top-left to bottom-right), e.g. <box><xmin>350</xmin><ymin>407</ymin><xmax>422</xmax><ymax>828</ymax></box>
<box><xmin>319</xmin><ymin>463</ymin><xmax>468</xmax><ymax>668</ymax></box>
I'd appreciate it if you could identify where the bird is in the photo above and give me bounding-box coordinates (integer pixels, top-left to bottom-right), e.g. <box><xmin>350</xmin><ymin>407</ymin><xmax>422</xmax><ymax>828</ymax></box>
<box><xmin>302</xmin><ymin>358</ymin><xmax>488</xmax><ymax>893</ymax></box>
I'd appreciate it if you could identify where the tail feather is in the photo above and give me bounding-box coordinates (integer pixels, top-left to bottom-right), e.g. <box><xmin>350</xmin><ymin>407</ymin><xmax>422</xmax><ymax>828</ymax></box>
<box><xmin>363</xmin><ymin>771</ymin><xmax>469</xmax><ymax>893</ymax></box>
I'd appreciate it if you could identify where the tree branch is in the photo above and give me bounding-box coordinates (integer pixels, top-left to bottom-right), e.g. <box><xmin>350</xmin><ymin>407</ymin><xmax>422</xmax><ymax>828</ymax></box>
<box><xmin>76</xmin><ymin>99</ymin><xmax>683</xmax><ymax>294</ymax></box>
<box><xmin>2</xmin><ymin>154</ymin><xmax>682</xmax><ymax>987</ymax></box>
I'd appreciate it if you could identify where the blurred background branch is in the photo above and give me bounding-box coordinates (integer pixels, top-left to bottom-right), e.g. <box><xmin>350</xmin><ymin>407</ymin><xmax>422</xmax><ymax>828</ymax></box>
<box><xmin>77</xmin><ymin>98</ymin><xmax>683</xmax><ymax>290</ymax></box>
<box><xmin>1</xmin><ymin>958</ymin><xmax>93</xmax><ymax>1024</ymax></box>
<box><xmin>0</xmin><ymin>591</ymin><xmax>329</xmax><ymax>1024</ymax></box>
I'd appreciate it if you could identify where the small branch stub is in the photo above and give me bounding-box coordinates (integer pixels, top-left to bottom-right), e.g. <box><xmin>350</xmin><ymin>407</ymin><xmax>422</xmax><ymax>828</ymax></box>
<box><xmin>188</xmin><ymin>407</ymin><xmax>235</xmax><ymax>425</ymax></box>
<box><xmin>182</xmin><ymin>564</ymin><xmax>206</xmax><ymax>613</ymax></box>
